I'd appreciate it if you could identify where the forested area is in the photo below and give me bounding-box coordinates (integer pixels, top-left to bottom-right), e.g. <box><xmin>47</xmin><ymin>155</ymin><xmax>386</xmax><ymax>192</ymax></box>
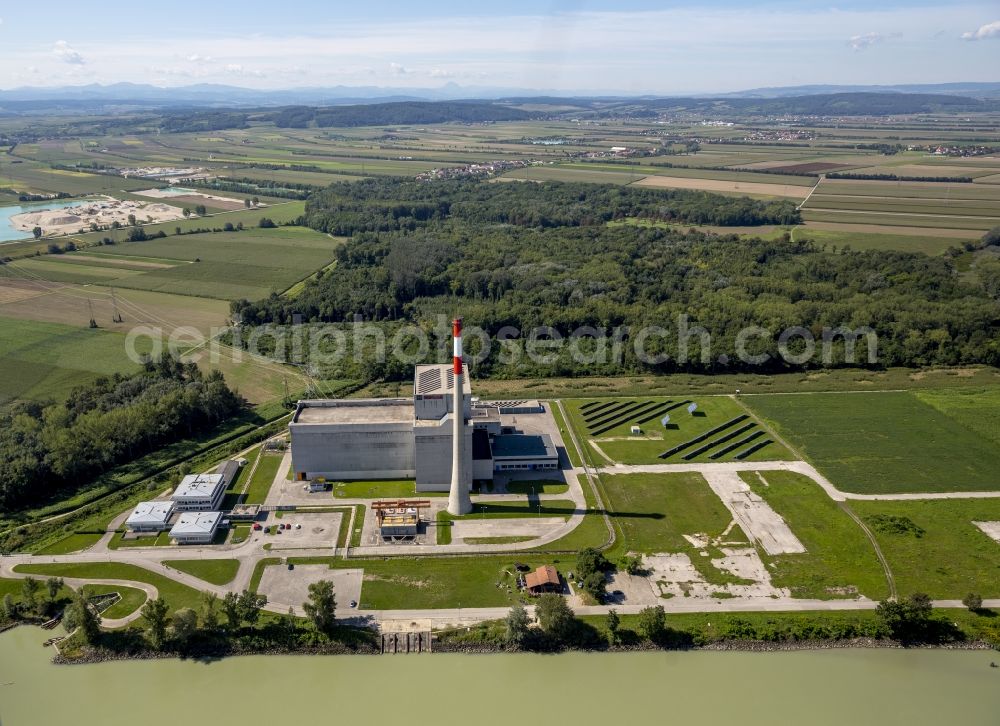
<box><xmin>301</xmin><ymin>177</ymin><xmax>800</xmax><ymax>235</ymax></box>
<box><xmin>228</xmin><ymin>178</ymin><xmax>1000</xmax><ymax>381</ymax></box>
<box><xmin>0</xmin><ymin>358</ymin><xmax>244</xmax><ymax>509</ymax></box>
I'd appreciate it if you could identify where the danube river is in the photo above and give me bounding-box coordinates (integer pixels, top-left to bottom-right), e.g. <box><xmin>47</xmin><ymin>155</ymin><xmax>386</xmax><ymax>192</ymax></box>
<box><xmin>2</xmin><ymin>627</ymin><xmax>998</xmax><ymax>725</ymax></box>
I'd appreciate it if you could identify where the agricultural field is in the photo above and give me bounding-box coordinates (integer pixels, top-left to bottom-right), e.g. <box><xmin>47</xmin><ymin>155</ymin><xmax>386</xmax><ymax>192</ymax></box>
<box><xmin>565</xmin><ymin>395</ymin><xmax>793</xmax><ymax>465</ymax></box>
<box><xmin>0</xmin><ymin>315</ymin><xmax>147</xmax><ymax>404</ymax></box>
<box><xmin>0</xmin><ymin>157</ymin><xmax>158</xmax><ymax>196</ymax></box>
<box><xmin>850</xmin><ymin>498</ymin><xmax>1000</xmax><ymax>599</ymax></box>
<box><xmin>632</xmin><ymin>174</ymin><xmax>812</xmax><ymax>199</ymax></box>
<box><xmin>743</xmin><ymin>389</ymin><xmax>1000</xmax><ymax>494</ymax></box>
<box><xmin>2</xmin><ymin>226</ymin><xmax>342</xmax><ymax>301</ymax></box>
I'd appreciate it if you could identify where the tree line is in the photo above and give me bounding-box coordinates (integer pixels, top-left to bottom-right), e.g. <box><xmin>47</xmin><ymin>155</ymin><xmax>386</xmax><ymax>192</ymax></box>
<box><xmin>0</xmin><ymin>357</ymin><xmax>244</xmax><ymax>510</ymax></box>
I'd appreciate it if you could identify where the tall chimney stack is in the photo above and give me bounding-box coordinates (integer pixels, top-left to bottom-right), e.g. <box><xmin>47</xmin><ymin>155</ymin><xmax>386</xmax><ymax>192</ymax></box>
<box><xmin>447</xmin><ymin>318</ymin><xmax>472</xmax><ymax>516</ymax></box>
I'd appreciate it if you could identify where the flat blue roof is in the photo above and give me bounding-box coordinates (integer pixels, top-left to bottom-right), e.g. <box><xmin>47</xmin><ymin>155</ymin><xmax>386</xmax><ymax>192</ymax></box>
<box><xmin>490</xmin><ymin>434</ymin><xmax>557</xmax><ymax>460</ymax></box>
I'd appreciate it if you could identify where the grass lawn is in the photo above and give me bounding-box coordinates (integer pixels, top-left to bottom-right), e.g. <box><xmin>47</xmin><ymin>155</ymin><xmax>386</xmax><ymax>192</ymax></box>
<box><xmin>601</xmin><ymin>472</ymin><xmax>740</xmax><ymax>552</ymax></box>
<box><xmin>599</xmin><ymin>472</ymin><xmax>750</xmax><ymax>585</ymax></box>
<box><xmin>163</xmin><ymin>559</ymin><xmax>240</xmax><ymax>586</ymax></box>
<box><xmin>284</xmin><ymin>555</ymin><xmax>566</xmax><ymax>609</ymax></box>
<box><xmin>549</xmin><ymin>402</ymin><xmax>583</xmax><ymax>468</ymax></box>
<box><xmin>436</xmin><ymin>510</ymin><xmax>452</xmax><ymax>545</ymax></box>
<box><xmin>744</xmin><ymin>389</ymin><xmax>1000</xmax><ymax>493</ymax></box>
<box><xmin>83</xmin><ymin>584</ymin><xmax>147</xmax><ymax>619</ymax></box>
<box><xmin>463</xmin><ymin>536</ymin><xmax>535</xmax><ymax>545</ymax></box>
<box><xmin>503</xmin><ymin>480</ymin><xmax>569</xmax><ymax>495</ymax></box>
<box><xmin>565</xmin><ymin>395</ymin><xmax>792</xmax><ymax>465</ymax></box>
<box><xmin>13</xmin><ymin>562</ymin><xmax>205</xmax><ymax>615</ymax></box>
<box><xmin>849</xmin><ymin>498</ymin><xmax>1000</xmax><ymax>599</ymax></box>
<box><xmin>34</xmin><ymin>532</ymin><xmax>103</xmax><ymax>555</ymax></box>
<box><xmin>443</xmin><ymin>499</ymin><xmax>577</xmax><ymax>521</ymax></box>
<box><xmin>108</xmin><ymin>531</ymin><xmax>172</xmax><ymax>549</ymax></box>
<box><xmin>244</xmin><ymin>452</ymin><xmax>282</xmax><ymax>504</ymax></box>
<box><xmin>743</xmin><ymin>471</ymin><xmax>888</xmax><ymax>599</ymax></box>
<box><xmin>332</xmin><ymin>479</ymin><xmax>446</xmax><ymax>498</ymax></box>
<box><xmin>230</xmin><ymin>525</ymin><xmax>251</xmax><ymax>544</ymax></box>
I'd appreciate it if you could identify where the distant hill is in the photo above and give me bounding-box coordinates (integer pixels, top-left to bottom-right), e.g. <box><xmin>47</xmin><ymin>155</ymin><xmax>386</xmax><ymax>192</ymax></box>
<box><xmin>713</xmin><ymin>82</ymin><xmax>1000</xmax><ymax>100</ymax></box>
<box><xmin>1</xmin><ymin>82</ymin><xmax>998</xmax><ymax>119</ymax></box>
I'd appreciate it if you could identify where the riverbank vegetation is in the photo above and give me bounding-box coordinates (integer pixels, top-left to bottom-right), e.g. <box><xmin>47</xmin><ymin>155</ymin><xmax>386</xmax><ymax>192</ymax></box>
<box><xmin>437</xmin><ymin>597</ymin><xmax>1000</xmax><ymax>652</ymax></box>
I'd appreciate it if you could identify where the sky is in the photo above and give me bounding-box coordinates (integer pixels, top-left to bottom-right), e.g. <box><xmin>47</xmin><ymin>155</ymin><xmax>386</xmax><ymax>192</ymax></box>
<box><xmin>0</xmin><ymin>0</ymin><xmax>997</xmax><ymax>94</ymax></box>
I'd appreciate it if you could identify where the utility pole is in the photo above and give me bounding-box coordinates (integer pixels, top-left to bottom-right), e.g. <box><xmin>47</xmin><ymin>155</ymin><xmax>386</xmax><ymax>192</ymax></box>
<box><xmin>110</xmin><ymin>288</ymin><xmax>123</xmax><ymax>323</ymax></box>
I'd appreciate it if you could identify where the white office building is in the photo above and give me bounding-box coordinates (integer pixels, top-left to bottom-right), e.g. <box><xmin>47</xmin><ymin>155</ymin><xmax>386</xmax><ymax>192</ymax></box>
<box><xmin>171</xmin><ymin>473</ymin><xmax>226</xmax><ymax>511</ymax></box>
<box><xmin>124</xmin><ymin>501</ymin><xmax>175</xmax><ymax>532</ymax></box>
<box><xmin>169</xmin><ymin>511</ymin><xmax>223</xmax><ymax>544</ymax></box>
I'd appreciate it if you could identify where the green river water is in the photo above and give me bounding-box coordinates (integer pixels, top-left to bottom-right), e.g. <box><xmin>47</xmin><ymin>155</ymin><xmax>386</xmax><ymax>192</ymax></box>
<box><xmin>1</xmin><ymin>626</ymin><xmax>999</xmax><ymax>725</ymax></box>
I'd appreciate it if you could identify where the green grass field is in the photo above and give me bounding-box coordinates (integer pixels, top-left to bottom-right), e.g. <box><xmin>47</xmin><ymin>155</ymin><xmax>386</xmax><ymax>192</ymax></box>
<box><xmin>108</xmin><ymin>531</ymin><xmax>172</xmax><ymax>549</ymax></box>
<box><xmin>743</xmin><ymin>471</ymin><xmax>888</xmax><ymax>599</ymax></box>
<box><xmin>850</xmin><ymin>498</ymin><xmax>1000</xmax><ymax>599</ymax></box>
<box><xmin>443</xmin><ymin>499</ymin><xmax>576</xmax><ymax>521</ymax></box>
<box><xmin>816</xmin><ymin>179</ymin><xmax>1000</xmax><ymax>202</ymax></box>
<box><xmin>566</xmin><ymin>395</ymin><xmax>792</xmax><ymax>465</ymax></box>
<box><xmin>913</xmin><ymin>387</ymin><xmax>1000</xmax><ymax>449</ymax></box>
<box><xmin>0</xmin><ymin>315</ymin><xmax>147</xmax><ymax>404</ymax></box>
<box><xmin>601</xmin><ymin>471</ymin><xmax>739</xmax><ymax>551</ymax></box>
<box><xmin>744</xmin><ymin>389</ymin><xmax>1000</xmax><ymax>493</ymax></box>
<box><xmin>795</xmin><ymin>226</ymin><xmax>972</xmax><ymax>255</ymax></box>
<box><xmin>34</xmin><ymin>533</ymin><xmax>103</xmax><ymax>555</ymax></box>
<box><xmin>13</xmin><ymin>562</ymin><xmax>205</xmax><ymax>615</ymax></box>
<box><xmin>504</xmin><ymin>480</ymin><xmax>570</xmax><ymax>495</ymax></box>
<box><xmin>283</xmin><ymin>554</ymin><xmax>561</xmax><ymax>609</ymax></box>
<box><xmin>243</xmin><ymin>452</ymin><xmax>282</xmax><ymax>504</ymax></box>
<box><xmin>163</xmin><ymin>559</ymin><xmax>240</xmax><ymax>586</ymax></box>
<box><xmin>332</xmin><ymin>479</ymin><xmax>447</xmax><ymax>499</ymax></box>
<box><xmin>61</xmin><ymin>226</ymin><xmax>341</xmax><ymax>300</ymax></box>
<box><xmin>802</xmin><ymin>209</ymin><xmax>996</xmax><ymax>231</ymax></box>
<box><xmin>599</xmin><ymin>471</ymin><xmax>754</xmax><ymax>586</ymax></box>
<box><xmin>84</xmin><ymin>583</ymin><xmax>148</xmax><ymax>619</ymax></box>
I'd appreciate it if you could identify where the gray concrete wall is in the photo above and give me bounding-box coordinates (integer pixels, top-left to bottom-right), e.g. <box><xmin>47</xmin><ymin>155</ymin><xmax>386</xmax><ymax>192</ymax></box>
<box><xmin>290</xmin><ymin>426</ymin><xmax>415</xmax><ymax>480</ymax></box>
<box><xmin>414</xmin><ymin>418</ymin><xmax>473</xmax><ymax>492</ymax></box>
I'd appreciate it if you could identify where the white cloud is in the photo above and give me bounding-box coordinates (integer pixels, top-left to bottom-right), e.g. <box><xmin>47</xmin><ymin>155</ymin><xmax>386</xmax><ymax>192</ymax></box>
<box><xmin>389</xmin><ymin>62</ymin><xmax>410</xmax><ymax>75</ymax></box>
<box><xmin>224</xmin><ymin>63</ymin><xmax>264</xmax><ymax>78</ymax></box>
<box><xmin>150</xmin><ymin>66</ymin><xmax>194</xmax><ymax>78</ymax></box>
<box><xmin>186</xmin><ymin>53</ymin><xmax>215</xmax><ymax>64</ymax></box>
<box><xmin>429</xmin><ymin>68</ymin><xmax>454</xmax><ymax>78</ymax></box>
<box><xmin>53</xmin><ymin>40</ymin><xmax>85</xmax><ymax>65</ymax></box>
<box><xmin>961</xmin><ymin>20</ymin><xmax>1000</xmax><ymax>40</ymax></box>
<box><xmin>848</xmin><ymin>32</ymin><xmax>890</xmax><ymax>51</ymax></box>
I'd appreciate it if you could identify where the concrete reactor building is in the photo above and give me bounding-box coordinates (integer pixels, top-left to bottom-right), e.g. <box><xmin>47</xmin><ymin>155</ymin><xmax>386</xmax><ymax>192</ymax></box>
<box><xmin>289</xmin><ymin>319</ymin><xmax>557</xmax><ymax>500</ymax></box>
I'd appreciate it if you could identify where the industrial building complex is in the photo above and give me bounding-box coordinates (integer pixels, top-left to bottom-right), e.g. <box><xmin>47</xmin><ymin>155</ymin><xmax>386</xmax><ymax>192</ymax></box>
<box><xmin>289</xmin><ymin>321</ymin><xmax>558</xmax><ymax>502</ymax></box>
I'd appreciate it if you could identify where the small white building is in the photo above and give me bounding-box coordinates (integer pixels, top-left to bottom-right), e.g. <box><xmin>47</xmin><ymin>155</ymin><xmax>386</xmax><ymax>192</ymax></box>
<box><xmin>169</xmin><ymin>511</ymin><xmax>223</xmax><ymax>545</ymax></box>
<box><xmin>125</xmin><ymin>501</ymin><xmax>175</xmax><ymax>532</ymax></box>
<box><xmin>171</xmin><ymin>474</ymin><xmax>226</xmax><ymax>511</ymax></box>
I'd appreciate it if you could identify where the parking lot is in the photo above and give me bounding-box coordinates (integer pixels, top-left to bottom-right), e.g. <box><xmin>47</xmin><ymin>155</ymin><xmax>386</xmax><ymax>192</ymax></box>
<box><xmin>257</xmin><ymin>564</ymin><xmax>363</xmax><ymax>616</ymax></box>
<box><xmin>262</xmin><ymin>512</ymin><xmax>342</xmax><ymax>550</ymax></box>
